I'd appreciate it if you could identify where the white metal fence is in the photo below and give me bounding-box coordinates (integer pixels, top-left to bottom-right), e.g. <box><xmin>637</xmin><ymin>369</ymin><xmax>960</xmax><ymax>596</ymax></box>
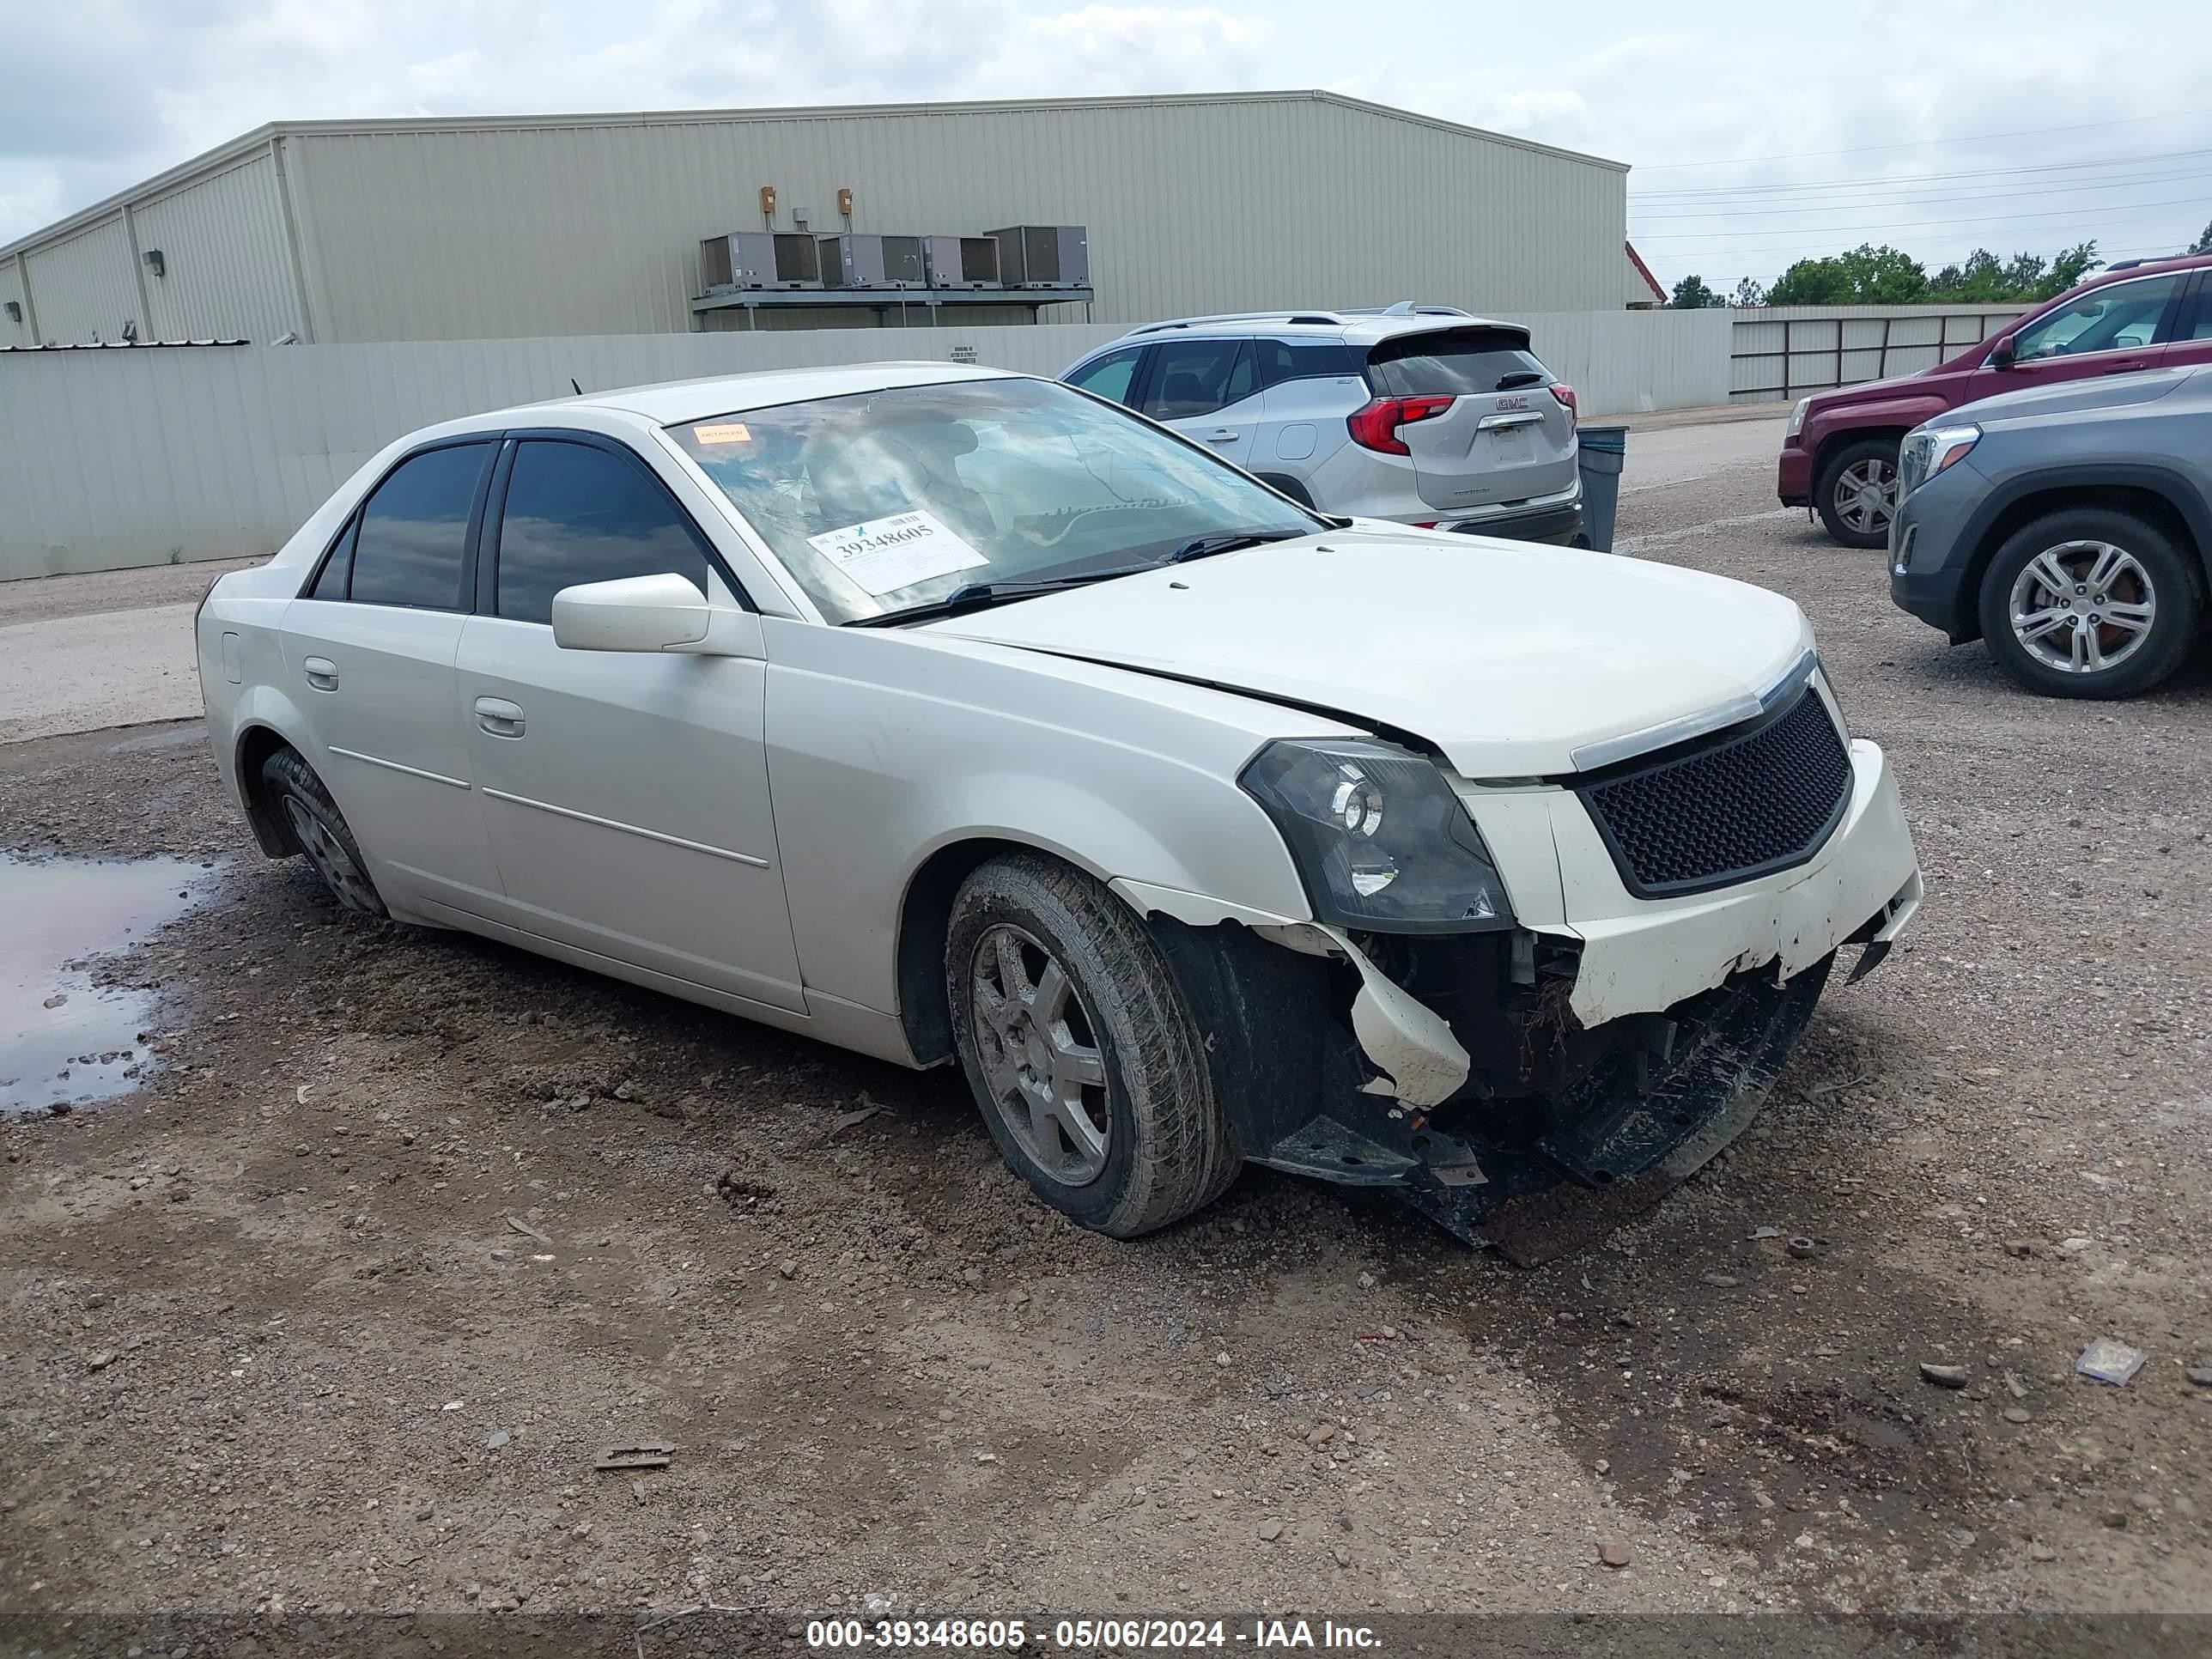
<box><xmin>1728</xmin><ymin>305</ymin><xmax>2027</xmax><ymax>404</ymax></box>
<box><xmin>0</xmin><ymin>308</ymin><xmax>1733</xmax><ymax>580</ymax></box>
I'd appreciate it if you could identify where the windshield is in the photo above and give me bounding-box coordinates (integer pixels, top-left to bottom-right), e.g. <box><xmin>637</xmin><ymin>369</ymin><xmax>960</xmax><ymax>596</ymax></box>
<box><xmin>666</xmin><ymin>376</ymin><xmax>1320</xmax><ymax>623</ymax></box>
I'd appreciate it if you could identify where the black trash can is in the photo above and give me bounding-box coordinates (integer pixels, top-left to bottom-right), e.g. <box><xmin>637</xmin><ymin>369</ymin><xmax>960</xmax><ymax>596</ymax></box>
<box><xmin>1577</xmin><ymin>425</ymin><xmax>1628</xmax><ymax>553</ymax></box>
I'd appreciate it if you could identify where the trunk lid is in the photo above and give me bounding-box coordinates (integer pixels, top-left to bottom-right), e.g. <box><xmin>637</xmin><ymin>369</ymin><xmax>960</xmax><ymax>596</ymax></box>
<box><xmin>1366</xmin><ymin>326</ymin><xmax>1579</xmax><ymax>512</ymax></box>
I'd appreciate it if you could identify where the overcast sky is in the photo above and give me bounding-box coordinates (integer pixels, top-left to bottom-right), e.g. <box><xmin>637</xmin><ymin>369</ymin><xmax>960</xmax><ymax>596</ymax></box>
<box><xmin>6</xmin><ymin>0</ymin><xmax>2209</xmax><ymax>289</ymax></box>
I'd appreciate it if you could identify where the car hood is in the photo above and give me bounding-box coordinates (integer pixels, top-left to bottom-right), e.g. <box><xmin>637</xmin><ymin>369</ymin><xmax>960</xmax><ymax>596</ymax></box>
<box><xmin>921</xmin><ymin>531</ymin><xmax>1813</xmax><ymax>777</ymax></box>
<box><xmin>1948</xmin><ymin>364</ymin><xmax>2190</xmax><ymax>427</ymax></box>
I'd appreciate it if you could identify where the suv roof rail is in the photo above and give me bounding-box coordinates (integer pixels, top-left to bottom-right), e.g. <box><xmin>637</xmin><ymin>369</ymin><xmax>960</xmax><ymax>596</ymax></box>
<box><xmin>1126</xmin><ymin>309</ymin><xmax>1351</xmax><ymax>334</ymax></box>
<box><xmin>1337</xmin><ymin>301</ymin><xmax>1479</xmax><ymax>318</ymax></box>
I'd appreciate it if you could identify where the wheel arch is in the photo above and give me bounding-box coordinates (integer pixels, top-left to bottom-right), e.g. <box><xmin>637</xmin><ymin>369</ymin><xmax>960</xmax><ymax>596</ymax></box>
<box><xmin>232</xmin><ymin>720</ymin><xmax>309</xmax><ymax>858</ymax></box>
<box><xmin>1954</xmin><ymin>468</ymin><xmax>2211</xmax><ymax>643</ymax></box>
<box><xmin>1812</xmin><ymin>423</ymin><xmax>1912</xmax><ymax>486</ymax></box>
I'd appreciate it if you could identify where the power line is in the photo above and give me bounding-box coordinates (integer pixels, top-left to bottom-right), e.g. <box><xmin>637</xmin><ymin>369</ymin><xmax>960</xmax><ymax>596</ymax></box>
<box><xmin>1630</xmin><ymin>167</ymin><xmax>2212</xmax><ymax>221</ymax></box>
<box><xmin>1634</xmin><ymin>105</ymin><xmax>2212</xmax><ymax>172</ymax></box>
<box><xmin>1631</xmin><ymin>193</ymin><xmax>2209</xmax><ymax>242</ymax></box>
<box><xmin>1632</xmin><ymin>148</ymin><xmax>2212</xmax><ymax>203</ymax></box>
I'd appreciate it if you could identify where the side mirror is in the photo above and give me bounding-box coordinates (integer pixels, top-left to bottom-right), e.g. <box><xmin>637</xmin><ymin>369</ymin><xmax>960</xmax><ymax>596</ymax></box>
<box><xmin>1989</xmin><ymin>336</ymin><xmax>2017</xmax><ymax>370</ymax></box>
<box><xmin>551</xmin><ymin>573</ymin><xmax>712</xmax><ymax>653</ymax></box>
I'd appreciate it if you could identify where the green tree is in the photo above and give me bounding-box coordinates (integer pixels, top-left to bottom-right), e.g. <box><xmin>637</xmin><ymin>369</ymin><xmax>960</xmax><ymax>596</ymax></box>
<box><xmin>1729</xmin><ymin>276</ymin><xmax>1767</xmax><ymax>307</ymax></box>
<box><xmin>1669</xmin><ymin>274</ymin><xmax>1718</xmax><ymax>308</ymax></box>
<box><xmin>2188</xmin><ymin>221</ymin><xmax>2211</xmax><ymax>255</ymax></box>
<box><xmin>1767</xmin><ymin>244</ymin><xmax>1927</xmax><ymax>305</ymax></box>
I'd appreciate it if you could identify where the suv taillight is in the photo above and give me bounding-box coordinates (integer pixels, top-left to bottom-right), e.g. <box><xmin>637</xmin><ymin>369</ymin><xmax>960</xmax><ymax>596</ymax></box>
<box><xmin>1347</xmin><ymin>394</ymin><xmax>1454</xmax><ymax>455</ymax></box>
<box><xmin>1549</xmin><ymin>382</ymin><xmax>1578</xmax><ymax>433</ymax></box>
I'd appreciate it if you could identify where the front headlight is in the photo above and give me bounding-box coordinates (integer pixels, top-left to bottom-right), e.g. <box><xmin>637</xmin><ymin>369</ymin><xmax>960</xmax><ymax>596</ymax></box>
<box><xmin>1785</xmin><ymin>397</ymin><xmax>1812</xmax><ymax>439</ymax></box>
<box><xmin>1239</xmin><ymin>739</ymin><xmax>1514</xmax><ymax>933</ymax></box>
<box><xmin>1899</xmin><ymin>422</ymin><xmax>1980</xmax><ymax>497</ymax></box>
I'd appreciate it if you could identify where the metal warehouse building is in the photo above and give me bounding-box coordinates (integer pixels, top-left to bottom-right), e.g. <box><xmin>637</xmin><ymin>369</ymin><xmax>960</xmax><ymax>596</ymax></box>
<box><xmin>0</xmin><ymin>90</ymin><xmax>1627</xmax><ymax>348</ymax></box>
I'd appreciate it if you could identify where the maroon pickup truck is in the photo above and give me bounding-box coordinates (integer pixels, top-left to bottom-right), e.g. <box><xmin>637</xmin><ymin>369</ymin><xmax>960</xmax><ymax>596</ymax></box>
<box><xmin>1779</xmin><ymin>252</ymin><xmax>2212</xmax><ymax>547</ymax></box>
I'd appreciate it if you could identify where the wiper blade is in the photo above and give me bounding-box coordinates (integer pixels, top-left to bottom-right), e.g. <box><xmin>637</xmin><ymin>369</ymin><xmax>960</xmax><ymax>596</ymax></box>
<box><xmin>848</xmin><ymin>565</ymin><xmax>1152</xmax><ymax>627</ymax></box>
<box><xmin>1166</xmin><ymin>529</ymin><xmax>1304</xmax><ymax>563</ymax></box>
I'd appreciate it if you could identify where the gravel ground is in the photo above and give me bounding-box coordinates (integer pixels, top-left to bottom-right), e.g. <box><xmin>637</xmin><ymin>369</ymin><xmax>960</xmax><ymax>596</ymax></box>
<box><xmin>3</xmin><ymin>446</ymin><xmax>2209</xmax><ymax>1626</ymax></box>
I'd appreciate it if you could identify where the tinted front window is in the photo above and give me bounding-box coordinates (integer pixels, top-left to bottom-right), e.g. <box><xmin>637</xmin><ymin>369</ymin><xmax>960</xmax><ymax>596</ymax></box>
<box><xmin>349</xmin><ymin>445</ymin><xmax>488</xmax><ymax>611</ymax></box>
<box><xmin>1366</xmin><ymin>328</ymin><xmax>1547</xmax><ymax>396</ymax></box>
<box><xmin>495</xmin><ymin>441</ymin><xmax>710</xmax><ymax>626</ymax></box>
<box><xmin>1066</xmin><ymin>348</ymin><xmax>1142</xmax><ymax>405</ymax></box>
<box><xmin>1255</xmin><ymin>339</ymin><xmax>1364</xmax><ymax>389</ymax></box>
<box><xmin>1141</xmin><ymin>339</ymin><xmax>1256</xmax><ymax>419</ymax></box>
<box><xmin>2010</xmin><ymin>276</ymin><xmax>2181</xmax><ymax>360</ymax></box>
<box><xmin>668</xmin><ymin>377</ymin><xmax>1316</xmax><ymax>624</ymax></box>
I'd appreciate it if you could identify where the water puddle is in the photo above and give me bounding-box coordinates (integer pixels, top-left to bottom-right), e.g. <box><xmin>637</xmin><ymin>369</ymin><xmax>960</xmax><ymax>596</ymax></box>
<box><xmin>0</xmin><ymin>852</ymin><xmax>213</xmax><ymax>1118</ymax></box>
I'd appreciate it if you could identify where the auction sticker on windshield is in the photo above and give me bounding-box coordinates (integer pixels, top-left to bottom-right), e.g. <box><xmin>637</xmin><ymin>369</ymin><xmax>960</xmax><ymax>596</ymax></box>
<box><xmin>808</xmin><ymin>511</ymin><xmax>989</xmax><ymax>597</ymax></box>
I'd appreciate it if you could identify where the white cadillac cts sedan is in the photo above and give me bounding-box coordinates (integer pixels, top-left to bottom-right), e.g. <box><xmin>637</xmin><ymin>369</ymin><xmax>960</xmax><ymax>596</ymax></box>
<box><xmin>198</xmin><ymin>364</ymin><xmax>1923</xmax><ymax>1255</ymax></box>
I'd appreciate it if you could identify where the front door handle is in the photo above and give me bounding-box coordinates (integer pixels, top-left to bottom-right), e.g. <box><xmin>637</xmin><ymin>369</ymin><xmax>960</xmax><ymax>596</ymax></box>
<box><xmin>474</xmin><ymin>696</ymin><xmax>526</xmax><ymax>738</ymax></box>
<box><xmin>2102</xmin><ymin>359</ymin><xmax>2152</xmax><ymax>374</ymax></box>
<box><xmin>302</xmin><ymin>656</ymin><xmax>338</xmax><ymax>692</ymax></box>
<box><xmin>1206</xmin><ymin>428</ymin><xmax>1240</xmax><ymax>443</ymax></box>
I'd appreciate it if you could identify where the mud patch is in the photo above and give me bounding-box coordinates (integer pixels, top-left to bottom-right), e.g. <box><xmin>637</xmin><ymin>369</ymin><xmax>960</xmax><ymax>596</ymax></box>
<box><xmin>0</xmin><ymin>851</ymin><xmax>213</xmax><ymax>1116</ymax></box>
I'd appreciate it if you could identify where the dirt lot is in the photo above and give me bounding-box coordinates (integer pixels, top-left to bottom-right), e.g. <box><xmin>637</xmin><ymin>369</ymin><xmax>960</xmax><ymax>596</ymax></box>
<box><xmin>3</xmin><ymin>435</ymin><xmax>2210</xmax><ymax>1628</ymax></box>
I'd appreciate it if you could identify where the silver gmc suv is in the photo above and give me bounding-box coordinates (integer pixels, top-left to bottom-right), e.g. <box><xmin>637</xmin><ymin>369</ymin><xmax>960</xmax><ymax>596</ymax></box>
<box><xmin>1060</xmin><ymin>303</ymin><xmax>1583</xmax><ymax>544</ymax></box>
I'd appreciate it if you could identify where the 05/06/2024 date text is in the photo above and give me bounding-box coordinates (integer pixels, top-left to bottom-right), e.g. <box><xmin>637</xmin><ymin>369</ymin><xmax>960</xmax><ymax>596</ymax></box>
<box><xmin>805</xmin><ymin>1618</ymin><xmax>1383</xmax><ymax>1650</ymax></box>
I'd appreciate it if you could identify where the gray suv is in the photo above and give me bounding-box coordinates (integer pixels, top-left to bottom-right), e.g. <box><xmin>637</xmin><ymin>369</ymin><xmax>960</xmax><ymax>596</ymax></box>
<box><xmin>1888</xmin><ymin>363</ymin><xmax>2212</xmax><ymax>698</ymax></box>
<box><xmin>1061</xmin><ymin>304</ymin><xmax>1583</xmax><ymax>544</ymax></box>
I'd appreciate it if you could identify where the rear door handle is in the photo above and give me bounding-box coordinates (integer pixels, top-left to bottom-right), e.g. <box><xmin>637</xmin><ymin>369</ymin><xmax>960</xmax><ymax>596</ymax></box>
<box><xmin>474</xmin><ymin>696</ymin><xmax>526</xmax><ymax>738</ymax></box>
<box><xmin>1206</xmin><ymin>428</ymin><xmax>1240</xmax><ymax>443</ymax></box>
<box><xmin>302</xmin><ymin>656</ymin><xmax>338</xmax><ymax>692</ymax></box>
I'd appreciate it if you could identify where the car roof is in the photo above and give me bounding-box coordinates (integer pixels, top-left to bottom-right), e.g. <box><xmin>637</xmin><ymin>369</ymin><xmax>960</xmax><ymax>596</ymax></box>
<box><xmin>461</xmin><ymin>361</ymin><xmax>1022</xmax><ymax>430</ymax></box>
<box><xmin>1087</xmin><ymin>304</ymin><xmax>1528</xmax><ymax>354</ymax></box>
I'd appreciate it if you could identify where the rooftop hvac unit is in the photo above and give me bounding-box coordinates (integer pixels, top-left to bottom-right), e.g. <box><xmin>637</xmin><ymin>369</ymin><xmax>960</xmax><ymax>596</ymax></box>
<box><xmin>698</xmin><ymin>232</ymin><xmax>822</xmax><ymax>289</ymax></box>
<box><xmin>820</xmin><ymin>234</ymin><xmax>925</xmax><ymax>289</ymax></box>
<box><xmin>988</xmin><ymin>225</ymin><xmax>1089</xmax><ymax>289</ymax></box>
<box><xmin>920</xmin><ymin>235</ymin><xmax>1002</xmax><ymax>289</ymax></box>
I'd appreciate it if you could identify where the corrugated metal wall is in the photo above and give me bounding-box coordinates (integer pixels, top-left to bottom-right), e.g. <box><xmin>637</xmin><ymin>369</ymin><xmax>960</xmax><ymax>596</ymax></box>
<box><xmin>23</xmin><ymin>217</ymin><xmax>142</xmax><ymax>344</ymax></box>
<box><xmin>1729</xmin><ymin>305</ymin><xmax>2027</xmax><ymax>403</ymax></box>
<box><xmin>284</xmin><ymin>98</ymin><xmax>1624</xmax><ymax>341</ymax></box>
<box><xmin>0</xmin><ymin>259</ymin><xmax>28</xmax><ymax>346</ymax></box>
<box><xmin>133</xmin><ymin>149</ymin><xmax>306</xmax><ymax>343</ymax></box>
<box><xmin>0</xmin><ymin>307</ymin><xmax>1722</xmax><ymax>580</ymax></box>
<box><xmin>2</xmin><ymin>96</ymin><xmax>1626</xmax><ymax>345</ymax></box>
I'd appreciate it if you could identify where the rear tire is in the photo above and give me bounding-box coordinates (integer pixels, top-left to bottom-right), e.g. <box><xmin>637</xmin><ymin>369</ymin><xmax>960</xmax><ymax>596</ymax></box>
<box><xmin>261</xmin><ymin>747</ymin><xmax>386</xmax><ymax>916</ymax></box>
<box><xmin>946</xmin><ymin>852</ymin><xmax>1236</xmax><ymax>1238</ymax></box>
<box><xmin>1976</xmin><ymin>507</ymin><xmax>2202</xmax><ymax>699</ymax></box>
<box><xmin>1814</xmin><ymin>436</ymin><xmax>1900</xmax><ymax>549</ymax></box>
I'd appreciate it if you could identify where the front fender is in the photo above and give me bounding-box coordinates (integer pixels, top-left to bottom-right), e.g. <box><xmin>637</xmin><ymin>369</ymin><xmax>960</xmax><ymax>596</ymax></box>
<box><xmin>1808</xmin><ymin>398</ymin><xmax>1948</xmax><ymax>465</ymax></box>
<box><xmin>763</xmin><ymin>618</ymin><xmax>1327</xmax><ymax>1015</ymax></box>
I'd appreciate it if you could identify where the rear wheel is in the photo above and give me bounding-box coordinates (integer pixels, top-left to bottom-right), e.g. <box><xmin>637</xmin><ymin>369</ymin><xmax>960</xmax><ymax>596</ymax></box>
<box><xmin>1976</xmin><ymin>507</ymin><xmax>2202</xmax><ymax>699</ymax></box>
<box><xmin>261</xmin><ymin>747</ymin><xmax>386</xmax><ymax>915</ymax></box>
<box><xmin>945</xmin><ymin>852</ymin><xmax>1236</xmax><ymax>1237</ymax></box>
<box><xmin>1814</xmin><ymin>436</ymin><xmax>1900</xmax><ymax>548</ymax></box>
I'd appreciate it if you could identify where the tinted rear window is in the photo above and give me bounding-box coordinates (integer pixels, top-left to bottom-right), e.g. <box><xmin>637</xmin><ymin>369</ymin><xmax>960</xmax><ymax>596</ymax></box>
<box><xmin>349</xmin><ymin>444</ymin><xmax>489</xmax><ymax>611</ymax></box>
<box><xmin>1366</xmin><ymin>328</ymin><xmax>1547</xmax><ymax>397</ymax></box>
<box><xmin>1254</xmin><ymin>339</ymin><xmax>1364</xmax><ymax>389</ymax></box>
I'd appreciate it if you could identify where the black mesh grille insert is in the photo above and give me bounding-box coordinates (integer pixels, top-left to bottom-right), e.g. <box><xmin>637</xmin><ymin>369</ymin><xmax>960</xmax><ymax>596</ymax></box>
<box><xmin>1577</xmin><ymin>688</ymin><xmax>1852</xmax><ymax>897</ymax></box>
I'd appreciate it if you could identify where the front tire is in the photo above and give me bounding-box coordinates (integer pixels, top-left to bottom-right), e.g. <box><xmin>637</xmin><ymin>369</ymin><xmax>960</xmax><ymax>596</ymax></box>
<box><xmin>945</xmin><ymin>852</ymin><xmax>1236</xmax><ymax>1237</ymax></box>
<box><xmin>1976</xmin><ymin>507</ymin><xmax>2202</xmax><ymax>699</ymax></box>
<box><xmin>1814</xmin><ymin>436</ymin><xmax>1900</xmax><ymax>549</ymax></box>
<box><xmin>261</xmin><ymin>747</ymin><xmax>387</xmax><ymax>915</ymax></box>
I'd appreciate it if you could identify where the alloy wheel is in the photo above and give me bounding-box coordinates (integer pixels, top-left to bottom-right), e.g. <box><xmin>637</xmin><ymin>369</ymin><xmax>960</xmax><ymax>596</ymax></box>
<box><xmin>283</xmin><ymin>796</ymin><xmax>379</xmax><ymax>912</ymax></box>
<box><xmin>969</xmin><ymin>923</ymin><xmax>1111</xmax><ymax>1185</ymax></box>
<box><xmin>2008</xmin><ymin>540</ymin><xmax>2157</xmax><ymax>676</ymax></box>
<box><xmin>1833</xmin><ymin>457</ymin><xmax>1897</xmax><ymax>537</ymax></box>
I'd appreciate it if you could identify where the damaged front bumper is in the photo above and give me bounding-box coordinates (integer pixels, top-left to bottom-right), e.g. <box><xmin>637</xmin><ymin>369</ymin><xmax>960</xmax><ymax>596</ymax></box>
<box><xmin>1151</xmin><ymin>738</ymin><xmax>1923</xmax><ymax>1261</ymax></box>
